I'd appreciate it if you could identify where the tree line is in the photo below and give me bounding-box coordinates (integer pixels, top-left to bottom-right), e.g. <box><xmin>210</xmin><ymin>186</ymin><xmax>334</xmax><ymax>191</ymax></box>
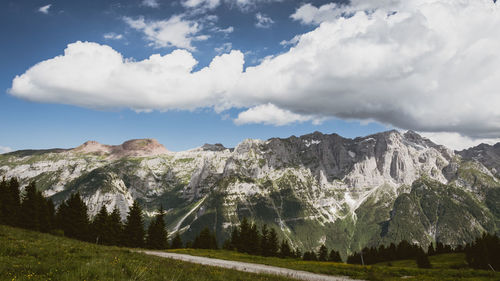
<box><xmin>1</xmin><ymin>177</ymin><xmax>499</xmax><ymax>270</ymax></box>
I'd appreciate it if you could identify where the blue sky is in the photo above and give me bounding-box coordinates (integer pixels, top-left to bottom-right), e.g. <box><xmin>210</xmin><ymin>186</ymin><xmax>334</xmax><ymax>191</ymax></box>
<box><xmin>1</xmin><ymin>0</ymin><xmax>499</xmax><ymax>152</ymax></box>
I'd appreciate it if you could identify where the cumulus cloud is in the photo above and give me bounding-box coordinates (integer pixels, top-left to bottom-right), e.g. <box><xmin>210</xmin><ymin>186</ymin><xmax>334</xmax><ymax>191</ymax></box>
<box><xmin>182</xmin><ymin>0</ymin><xmax>221</xmax><ymax>11</ymax></box>
<box><xmin>38</xmin><ymin>4</ymin><xmax>51</xmax><ymax>14</ymax></box>
<box><xmin>10</xmin><ymin>0</ymin><xmax>500</xmax><ymax>141</ymax></box>
<box><xmin>9</xmin><ymin>41</ymin><xmax>244</xmax><ymax>111</ymax></box>
<box><xmin>291</xmin><ymin>3</ymin><xmax>341</xmax><ymax>25</ymax></box>
<box><xmin>234</xmin><ymin>103</ymin><xmax>322</xmax><ymax>126</ymax></box>
<box><xmin>142</xmin><ymin>0</ymin><xmax>159</xmax><ymax>8</ymax></box>
<box><xmin>215</xmin><ymin>42</ymin><xmax>232</xmax><ymax>54</ymax></box>
<box><xmin>124</xmin><ymin>15</ymin><xmax>208</xmax><ymax>50</ymax></box>
<box><xmin>420</xmin><ymin>132</ymin><xmax>500</xmax><ymax>151</ymax></box>
<box><xmin>255</xmin><ymin>13</ymin><xmax>274</xmax><ymax>28</ymax></box>
<box><xmin>0</xmin><ymin>146</ymin><xmax>12</xmax><ymax>154</ymax></box>
<box><xmin>103</xmin><ymin>33</ymin><xmax>123</xmax><ymax>40</ymax></box>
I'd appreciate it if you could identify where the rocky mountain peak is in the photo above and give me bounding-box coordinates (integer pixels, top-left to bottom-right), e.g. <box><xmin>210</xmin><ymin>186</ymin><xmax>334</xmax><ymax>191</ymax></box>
<box><xmin>72</xmin><ymin>138</ymin><xmax>168</xmax><ymax>158</ymax></box>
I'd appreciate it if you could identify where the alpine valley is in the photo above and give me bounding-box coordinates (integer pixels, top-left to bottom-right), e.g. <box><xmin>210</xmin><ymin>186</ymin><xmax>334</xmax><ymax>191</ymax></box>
<box><xmin>1</xmin><ymin>130</ymin><xmax>499</xmax><ymax>258</ymax></box>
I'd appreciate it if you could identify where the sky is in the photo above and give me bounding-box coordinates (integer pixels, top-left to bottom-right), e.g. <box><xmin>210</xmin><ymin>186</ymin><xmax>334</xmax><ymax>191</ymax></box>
<box><xmin>1</xmin><ymin>0</ymin><xmax>500</xmax><ymax>152</ymax></box>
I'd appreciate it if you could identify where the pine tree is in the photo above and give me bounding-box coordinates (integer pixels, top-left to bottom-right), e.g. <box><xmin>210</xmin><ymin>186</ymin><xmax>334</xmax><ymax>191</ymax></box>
<box><xmin>260</xmin><ymin>224</ymin><xmax>270</xmax><ymax>256</ymax></box>
<box><xmin>248</xmin><ymin>223</ymin><xmax>260</xmax><ymax>255</ymax></box>
<box><xmin>228</xmin><ymin>227</ymin><xmax>240</xmax><ymax>251</ymax></box>
<box><xmin>171</xmin><ymin>233</ymin><xmax>183</xmax><ymax>249</ymax></box>
<box><xmin>0</xmin><ymin>177</ymin><xmax>7</xmax><ymax>224</ymax></box>
<box><xmin>92</xmin><ymin>206</ymin><xmax>109</xmax><ymax>244</ymax></box>
<box><xmin>318</xmin><ymin>244</ymin><xmax>328</xmax><ymax>261</ymax></box>
<box><xmin>427</xmin><ymin>243</ymin><xmax>435</xmax><ymax>256</ymax></box>
<box><xmin>123</xmin><ymin>200</ymin><xmax>145</xmax><ymax>248</ymax></box>
<box><xmin>267</xmin><ymin>228</ymin><xmax>279</xmax><ymax>257</ymax></box>
<box><xmin>416</xmin><ymin>248</ymin><xmax>432</xmax><ymax>268</ymax></box>
<box><xmin>329</xmin><ymin>249</ymin><xmax>342</xmax><ymax>262</ymax></box>
<box><xmin>193</xmin><ymin>227</ymin><xmax>217</xmax><ymax>249</ymax></box>
<box><xmin>146</xmin><ymin>206</ymin><xmax>168</xmax><ymax>249</ymax></box>
<box><xmin>39</xmin><ymin>197</ymin><xmax>55</xmax><ymax>233</ymax></box>
<box><xmin>107</xmin><ymin>207</ymin><xmax>123</xmax><ymax>246</ymax></box>
<box><xmin>20</xmin><ymin>181</ymin><xmax>41</xmax><ymax>231</ymax></box>
<box><xmin>238</xmin><ymin>217</ymin><xmax>251</xmax><ymax>253</ymax></box>
<box><xmin>279</xmin><ymin>239</ymin><xmax>292</xmax><ymax>258</ymax></box>
<box><xmin>56</xmin><ymin>193</ymin><xmax>90</xmax><ymax>241</ymax></box>
<box><xmin>294</xmin><ymin>247</ymin><xmax>302</xmax><ymax>259</ymax></box>
<box><xmin>1</xmin><ymin>178</ymin><xmax>21</xmax><ymax>226</ymax></box>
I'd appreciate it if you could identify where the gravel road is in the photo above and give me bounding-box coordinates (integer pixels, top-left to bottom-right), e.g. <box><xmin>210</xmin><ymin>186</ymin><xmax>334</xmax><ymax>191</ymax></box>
<box><xmin>140</xmin><ymin>250</ymin><xmax>364</xmax><ymax>281</ymax></box>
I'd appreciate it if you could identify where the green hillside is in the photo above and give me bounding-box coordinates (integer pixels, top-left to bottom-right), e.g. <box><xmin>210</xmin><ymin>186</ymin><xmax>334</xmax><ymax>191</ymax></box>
<box><xmin>0</xmin><ymin>225</ymin><xmax>294</xmax><ymax>281</ymax></box>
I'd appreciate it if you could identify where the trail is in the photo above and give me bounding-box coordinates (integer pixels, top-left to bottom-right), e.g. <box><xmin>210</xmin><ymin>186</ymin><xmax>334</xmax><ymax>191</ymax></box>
<box><xmin>140</xmin><ymin>251</ymin><xmax>364</xmax><ymax>281</ymax></box>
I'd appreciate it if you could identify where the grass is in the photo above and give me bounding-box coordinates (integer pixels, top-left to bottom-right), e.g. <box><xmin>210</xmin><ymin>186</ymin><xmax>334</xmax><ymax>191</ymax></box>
<box><xmin>0</xmin><ymin>225</ymin><xmax>296</xmax><ymax>281</ymax></box>
<box><xmin>167</xmin><ymin>249</ymin><xmax>500</xmax><ymax>281</ymax></box>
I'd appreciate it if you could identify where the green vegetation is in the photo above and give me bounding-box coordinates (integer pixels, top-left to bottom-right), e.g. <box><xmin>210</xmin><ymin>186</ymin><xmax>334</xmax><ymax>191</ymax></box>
<box><xmin>167</xmin><ymin>248</ymin><xmax>500</xmax><ymax>281</ymax></box>
<box><xmin>0</xmin><ymin>225</ymin><xmax>296</xmax><ymax>281</ymax></box>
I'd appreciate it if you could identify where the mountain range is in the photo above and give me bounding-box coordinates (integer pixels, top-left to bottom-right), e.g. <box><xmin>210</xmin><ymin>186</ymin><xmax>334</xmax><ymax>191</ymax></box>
<box><xmin>1</xmin><ymin>130</ymin><xmax>499</xmax><ymax>257</ymax></box>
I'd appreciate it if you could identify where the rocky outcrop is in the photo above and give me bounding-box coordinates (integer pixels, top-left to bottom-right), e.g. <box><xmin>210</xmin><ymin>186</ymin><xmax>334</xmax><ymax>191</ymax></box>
<box><xmin>0</xmin><ymin>130</ymin><xmax>498</xmax><ymax>256</ymax></box>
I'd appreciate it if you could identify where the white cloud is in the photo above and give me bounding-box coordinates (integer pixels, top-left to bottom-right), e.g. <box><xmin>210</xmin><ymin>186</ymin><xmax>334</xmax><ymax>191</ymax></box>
<box><xmin>233</xmin><ymin>0</ymin><xmax>500</xmax><ymax>138</ymax></box>
<box><xmin>234</xmin><ymin>103</ymin><xmax>321</xmax><ymax>126</ymax></box>
<box><xmin>182</xmin><ymin>0</ymin><xmax>221</xmax><ymax>11</ymax></box>
<box><xmin>10</xmin><ymin>0</ymin><xmax>500</xmax><ymax>140</ymax></box>
<box><xmin>419</xmin><ymin>132</ymin><xmax>500</xmax><ymax>151</ymax></box>
<box><xmin>124</xmin><ymin>15</ymin><xmax>208</xmax><ymax>50</ymax></box>
<box><xmin>0</xmin><ymin>146</ymin><xmax>12</xmax><ymax>154</ymax></box>
<box><xmin>255</xmin><ymin>13</ymin><xmax>274</xmax><ymax>28</ymax></box>
<box><xmin>213</xmin><ymin>26</ymin><xmax>234</xmax><ymax>33</ymax></box>
<box><xmin>103</xmin><ymin>33</ymin><xmax>123</xmax><ymax>40</ymax></box>
<box><xmin>9</xmin><ymin>41</ymin><xmax>244</xmax><ymax>111</ymax></box>
<box><xmin>38</xmin><ymin>4</ymin><xmax>51</xmax><ymax>14</ymax></box>
<box><xmin>291</xmin><ymin>3</ymin><xmax>341</xmax><ymax>25</ymax></box>
<box><xmin>142</xmin><ymin>0</ymin><xmax>159</xmax><ymax>8</ymax></box>
<box><xmin>215</xmin><ymin>42</ymin><xmax>232</xmax><ymax>54</ymax></box>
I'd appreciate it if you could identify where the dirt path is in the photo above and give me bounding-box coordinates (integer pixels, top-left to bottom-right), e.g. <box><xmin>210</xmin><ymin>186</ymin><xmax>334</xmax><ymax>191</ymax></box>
<box><xmin>140</xmin><ymin>250</ymin><xmax>364</xmax><ymax>281</ymax></box>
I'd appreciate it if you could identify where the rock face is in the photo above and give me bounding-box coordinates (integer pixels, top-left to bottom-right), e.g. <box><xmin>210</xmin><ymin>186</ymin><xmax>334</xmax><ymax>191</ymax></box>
<box><xmin>0</xmin><ymin>132</ymin><xmax>498</xmax><ymax>257</ymax></box>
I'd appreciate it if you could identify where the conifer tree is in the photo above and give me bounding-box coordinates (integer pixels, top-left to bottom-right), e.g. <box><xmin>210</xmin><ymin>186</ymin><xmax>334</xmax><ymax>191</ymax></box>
<box><xmin>107</xmin><ymin>207</ymin><xmax>123</xmax><ymax>246</ymax></box>
<box><xmin>248</xmin><ymin>223</ymin><xmax>260</xmax><ymax>255</ymax></box>
<box><xmin>1</xmin><ymin>178</ymin><xmax>21</xmax><ymax>226</ymax></box>
<box><xmin>238</xmin><ymin>217</ymin><xmax>251</xmax><ymax>253</ymax></box>
<box><xmin>328</xmin><ymin>249</ymin><xmax>342</xmax><ymax>262</ymax></box>
<box><xmin>0</xmin><ymin>178</ymin><xmax>7</xmax><ymax>224</ymax></box>
<box><xmin>318</xmin><ymin>244</ymin><xmax>328</xmax><ymax>261</ymax></box>
<box><xmin>229</xmin><ymin>227</ymin><xmax>240</xmax><ymax>251</ymax></box>
<box><xmin>193</xmin><ymin>227</ymin><xmax>217</xmax><ymax>249</ymax></box>
<box><xmin>146</xmin><ymin>206</ymin><xmax>168</xmax><ymax>249</ymax></box>
<box><xmin>92</xmin><ymin>206</ymin><xmax>109</xmax><ymax>244</ymax></box>
<box><xmin>267</xmin><ymin>227</ymin><xmax>279</xmax><ymax>257</ymax></box>
<box><xmin>20</xmin><ymin>181</ymin><xmax>41</xmax><ymax>231</ymax></box>
<box><xmin>416</xmin><ymin>248</ymin><xmax>432</xmax><ymax>268</ymax></box>
<box><xmin>260</xmin><ymin>224</ymin><xmax>270</xmax><ymax>256</ymax></box>
<box><xmin>56</xmin><ymin>193</ymin><xmax>90</xmax><ymax>241</ymax></box>
<box><xmin>427</xmin><ymin>243</ymin><xmax>435</xmax><ymax>256</ymax></box>
<box><xmin>123</xmin><ymin>200</ymin><xmax>145</xmax><ymax>248</ymax></box>
<box><xmin>171</xmin><ymin>232</ymin><xmax>183</xmax><ymax>249</ymax></box>
<box><xmin>279</xmin><ymin>239</ymin><xmax>292</xmax><ymax>258</ymax></box>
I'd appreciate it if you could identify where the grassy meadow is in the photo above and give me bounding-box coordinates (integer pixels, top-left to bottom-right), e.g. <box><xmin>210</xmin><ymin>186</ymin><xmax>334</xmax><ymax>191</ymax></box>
<box><xmin>0</xmin><ymin>225</ymin><xmax>295</xmax><ymax>281</ymax></box>
<box><xmin>167</xmin><ymin>248</ymin><xmax>500</xmax><ymax>281</ymax></box>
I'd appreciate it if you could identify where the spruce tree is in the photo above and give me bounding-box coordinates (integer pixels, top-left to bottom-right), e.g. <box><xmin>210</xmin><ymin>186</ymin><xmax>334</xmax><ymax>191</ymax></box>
<box><xmin>318</xmin><ymin>244</ymin><xmax>328</xmax><ymax>261</ymax></box>
<box><xmin>427</xmin><ymin>243</ymin><xmax>435</xmax><ymax>256</ymax></box>
<box><xmin>107</xmin><ymin>207</ymin><xmax>123</xmax><ymax>246</ymax></box>
<box><xmin>146</xmin><ymin>206</ymin><xmax>168</xmax><ymax>249</ymax></box>
<box><xmin>279</xmin><ymin>239</ymin><xmax>292</xmax><ymax>258</ymax></box>
<box><xmin>171</xmin><ymin>233</ymin><xmax>183</xmax><ymax>249</ymax></box>
<box><xmin>193</xmin><ymin>227</ymin><xmax>217</xmax><ymax>249</ymax></box>
<box><xmin>123</xmin><ymin>200</ymin><xmax>145</xmax><ymax>248</ymax></box>
<box><xmin>329</xmin><ymin>249</ymin><xmax>342</xmax><ymax>262</ymax></box>
<box><xmin>260</xmin><ymin>224</ymin><xmax>270</xmax><ymax>256</ymax></box>
<box><xmin>57</xmin><ymin>193</ymin><xmax>90</xmax><ymax>241</ymax></box>
<box><xmin>2</xmin><ymin>178</ymin><xmax>21</xmax><ymax>226</ymax></box>
<box><xmin>92</xmin><ymin>206</ymin><xmax>109</xmax><ymax>244</ymax></box>
<box><xmin>20</xmin><ymin>181</ymin><xmax>41</xmax><ymax>231</ymax></box>
<box><xmin>39</xmin><ymin>198</ymin><xmax>55</xmax><ymax>233</ymax></box>
<box><xmin>248</xmin><ymin>223</ymin><xmax>260</xmax><ymax>255</ymax></box>
<box><xmin>267</xmin><ymin>228</ymin><xmax>279</xmax><ymax>257</ymax></box>
<box><xmin>416</xmin><ymin>248</ymin><xmax>432</xmax><ymax>268</ymax></box>
<box><xmin>0</xmin><ymin>177</ymin><xmax>6</xmax><ymax>224</ymax></box>
<box><xmin>238</xmin><ymin>217</ymin><xmax>251</xmax><ymax>253</ymax></box>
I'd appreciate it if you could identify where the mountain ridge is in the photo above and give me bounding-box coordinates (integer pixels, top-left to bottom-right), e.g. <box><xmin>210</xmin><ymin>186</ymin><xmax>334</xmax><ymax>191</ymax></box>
<box><xmin>1</xmin><ymin>130</ymin><xmax>499</xmax><ymax>257</ymax></box>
